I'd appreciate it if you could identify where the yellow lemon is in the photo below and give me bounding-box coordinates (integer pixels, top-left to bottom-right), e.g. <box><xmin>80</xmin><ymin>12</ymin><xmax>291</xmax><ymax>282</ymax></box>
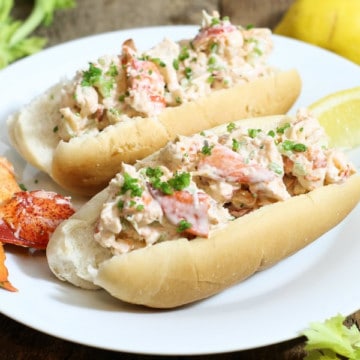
<box><xmin>309</xmin><ymin>87</ymin><xmax>360</xmax><ymax>149</ymax></box>
<box><xmin>274</xmin><ymin>0</ymin><xmax>360</xmax><ymax>65</ymax></box>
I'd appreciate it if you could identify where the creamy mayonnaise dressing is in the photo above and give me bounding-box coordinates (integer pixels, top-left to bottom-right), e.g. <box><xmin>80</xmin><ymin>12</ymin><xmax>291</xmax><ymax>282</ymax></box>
<box><xmin>94</xmin><ymin>109</ymin><xmax>356</xmax><ymax>255</ymax></box>
<box><xmin>56</xmin><ymin>10</ymin><xmax>274</xmax><ymax>141</ymax></box>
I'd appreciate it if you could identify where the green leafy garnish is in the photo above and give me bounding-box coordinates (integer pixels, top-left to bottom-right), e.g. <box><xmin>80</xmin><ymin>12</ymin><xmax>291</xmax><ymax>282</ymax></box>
<box><xmin>276</xmin><ymin>122</ymin><xmax>291</xmax><ymax>134</ymax></box>
<box><xmin>145</xmin><ymin>166</ymin><xmax>163</xmax><ymax>182</ymax></box>
<box><xmin>184</xmin><ymin>66</ymin><xmax>192</xmax><ymax>79</ymax></box>
<box><xmin>135</xmin><ymin>204</ymin><xmax>144</xmax><ymax>211</ymax></box>
<box><xmin>146</xmin><ymin>167</ymin><xmax>190</xmax><ymax>195</ymax></box>
<box><xmin>253</xmin><ymin>47</ymin><xmax>263</xmax><ymax>56</ymax></box>
<box><xmin>81</xmin><ymin>62</ymin><xmax>116</xmax><ymax>97</ymax></box>
<box><xmin>105</xmin><ymin>63</ymin><xmax>118</xmax><ymax>77</ymax></box>
<box><xmin>150</xmin><ymin>57</ymin><xmax>166</xmax><ymax>68</ymax></box>
<box><xmin>117</xmin><ymin>199</ymin><xmax>124</xmax><ymax>210</ymax></box>
<box><xmin>206</xmin><ymin>74</ymin><xmax>215</xmax><ymax>84</ymax></box>
<box><xmin>268</xmin><ymin>162</ymin><xmax>284</xmax><ymax>175</ymax></box>
<box><xmin>226</xmin><ymin>122</ymin><xmax>236</xmax><ymax>133</ymax></box>
<box><xmin>210</xmin><ymin>42</ymin><xmax>219</xmax><ymax>53</ymax></box>
<box><xmin>0</xmin><ymin>0</ymin><xmax>76</xmax><ymax>69</ymax></box>
<box><xmin>232</xmin><ymin>138</ymin><xmax>240</xmax><ymax>151</ymax></box>
<box><xmin>201</xmin><ymin>141</ymin><xmax>214</xmax><ymax>155</ymax></box>
<box><xmin>248</xmin><ymin>128</ymin><xmax>262</xmax><ymax>138</ymax></box>
<box><xmin>177</xmin><ymin>219</ymin><xmax>192</xmax><ymax>233</ymax></box>
<box><xmin>301</xmin><ymin>314</ymin><xmax>360</xmax><ymax>360</ymax></box>
<box><xmin>120</xmin><ymin>173</ymin><xmax>143</xmax><ymax>198</ymax></box>
<box><xmin>18</xmin><ymin>183</ymin><xmax>27</xmax><ymax>191</ymax></box>
<box><xmin>81</xmin><ymin>63</ymin><xmax>102</xmax><ymax>86</ymax></box>
<box><xmin>117</xmin><ymin>198</ymin><xmax>144</xmax><ymax>212</ymax></box>
<box><xmin>172</xmin><ymin>58</ymin><xmax>179</xmax><ymax>71</ymax></box>
<box><xmin>210</xmin><ymin>17</ymin><xmax>220</xmax><ymax>26</ymax></box>
<box><xmin>168</xmin><ymin>172</ymin><xmax>190</xmax><ymax>191</ymax></box>
<box><xmin>207</xmin><ymin>55</ymin><xmax>216</xmax><ymax>66</ymax></box>
<box><xmin>178</xmin><ymin>46</ymin><xmax>190</xmax><ymax>61</ymax></box>
<box><xmin>281</xmin><ymin>140</ymin><xmax>307</xmax><ymax>152</ymax></box>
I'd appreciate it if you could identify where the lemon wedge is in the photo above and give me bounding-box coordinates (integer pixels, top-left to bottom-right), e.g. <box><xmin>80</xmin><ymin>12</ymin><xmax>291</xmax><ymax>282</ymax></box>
<box><xmin>309</xmin><ymin>87</ymin><xmax>360</xmax><ymax>150</ymax></box>
<box><xmin>274</xmin><ymin>0</ymin><xmax>360</xmax><ymax>65</ymax></box>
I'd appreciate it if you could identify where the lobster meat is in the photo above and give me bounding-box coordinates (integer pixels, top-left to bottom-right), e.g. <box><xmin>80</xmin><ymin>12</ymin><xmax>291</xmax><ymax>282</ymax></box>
<box><xmin>0</xmin><ymin>156</ymin><xmax>75</xmax><ymax>291</ymax></box>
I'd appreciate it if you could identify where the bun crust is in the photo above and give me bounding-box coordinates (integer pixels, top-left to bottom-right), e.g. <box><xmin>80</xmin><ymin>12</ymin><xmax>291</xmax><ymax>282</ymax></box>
<box><xmin>94</xmin><ymin>174</ymin><xmax>360</xmax><ymax>308</ymax></box>
<box><xmin>46</xmin><ymin>114</ymin><xmax>360</xmax><ymax>308</ymax></box>
<box><xmin>8</xmin><ymin>69</ymin><xmax>301</xmax><ymax>196</ymax></box>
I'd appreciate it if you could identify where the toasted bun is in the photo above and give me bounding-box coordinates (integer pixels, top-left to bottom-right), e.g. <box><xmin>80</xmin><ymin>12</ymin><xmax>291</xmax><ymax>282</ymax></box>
<box><xmin>46</xmin><ymin>115</ymin><xmax>360</xmax><ymax>308</ymax></box>
<box><xmin>7</xmin><ymin>69</ymin><xmax>301</xmax><ymax>196</ymax></box>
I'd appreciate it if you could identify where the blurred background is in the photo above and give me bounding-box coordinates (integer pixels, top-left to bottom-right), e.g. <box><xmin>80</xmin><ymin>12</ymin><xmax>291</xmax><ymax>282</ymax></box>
<box><xmin>11</xmin><ymin>0</ymin><xmax>294</xmax><ymax>46</ymax></box>
<box><xmin>8</xmin><ymin>0</ymin><xmax>359</xmax><ymax>68</ymax></box>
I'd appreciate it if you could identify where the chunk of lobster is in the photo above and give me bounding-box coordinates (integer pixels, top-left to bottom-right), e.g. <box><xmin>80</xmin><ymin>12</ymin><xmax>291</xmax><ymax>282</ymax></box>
<box><xmin>0</xmin><ymin>243</ymin><xmax>17</xmax><ymax>292</ymax></box>
<box><xmin>150</xmin><ymin>187</ymin><xmax>210</xmax><ymax>238</ymax></box>
<box><xmin>0</xmin><ymin>190</ymin><xmax>75</xmax><ymax>250</ymax></box>
<box><xmin>0</xmin><ymin>157</ymin><xmax>21</xmax><ymax>203</ymax></box>
<box><xmin>0</xmin><ymin>156</ymin><xmax>21</xmax><ymax>291</ymax></box>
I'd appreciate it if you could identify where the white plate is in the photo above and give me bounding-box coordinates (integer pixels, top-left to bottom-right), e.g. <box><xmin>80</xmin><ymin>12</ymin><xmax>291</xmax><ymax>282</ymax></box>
<box><xmin>1</xmin><ymin>25</ymin><xmax>360</xmax><ymax>356</ymax></box>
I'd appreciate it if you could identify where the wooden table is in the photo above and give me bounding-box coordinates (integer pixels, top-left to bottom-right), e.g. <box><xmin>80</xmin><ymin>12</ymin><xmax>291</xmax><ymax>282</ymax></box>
<box><xmin>1</xmin><ymin>1</ymin><xmax>359</xmax><ymax>359</ymax></box>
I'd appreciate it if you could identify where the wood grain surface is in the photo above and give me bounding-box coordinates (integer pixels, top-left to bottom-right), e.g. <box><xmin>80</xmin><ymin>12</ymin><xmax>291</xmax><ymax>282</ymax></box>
<box><xmin>1</xmin><ymin>1</ymin><xmax>359</xmax><ymax>359</ymax></box>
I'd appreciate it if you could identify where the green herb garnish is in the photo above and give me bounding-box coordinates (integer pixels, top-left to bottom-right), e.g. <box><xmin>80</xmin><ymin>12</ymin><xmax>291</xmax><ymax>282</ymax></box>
<box><xmin>120</xmin><ymin>173</ymin><xmax>143</xmax><ymax>197</ymax></box>
<box><xmin>168</xmin><ymin>172</ymin><xmax>190</xmax><ymax>191</ymax></box>
<box><xmin>281</xmin><ymin>140</ymin><xmax>307</xmax><ymax>152</ymax></box>
<box><xmin>201</xmin><ymin>141</ymin><xmax>214</xmax><ymax>155</ymax></box>
<box><xmin>117</xmin><ymin>200</ymin><xmax>124</xmax><ymax>210</ymax></box>
<box><xmin>105</xmin><ymin>63</ymin><xmax>118</xmax><ymax>77</ymax></box>
<box><xmin>276</xmin><ymin>122</ymin><xmax>291</xmax><ymax>134</ymax></box>
<box><xmin>210</xmin><ymin>17</ymin><xmax>220</xmax><ymax>26</ymax></box>
<box><xmin>178</xmin><ymin>46</ymin><xmax>190</xmax><ymax>61</ymax></box>
<box><xmin>227</xmin><ymin>122</ymin><xmax>236</xmax><ymax>133</ymax></box>
<box><xmin>177</xmin><ymin>219</ymin><xmax>192</xmax><ymax>233</ymax></box>
<box><xmin>248</xmin><ymin>128</ymin><xmax>262</xmax><ymax>138</ymax></box>
<box><xmin>207</xmin><ymin>75</ymin><xmax>215</xmax><ymax>84</ymax></box>
<box><xmin>81</xmin><ymin>62</ymin><xmax>116</xmax><ymax>97</ymax></box>
<box><xmin>81</xmin><ymin>63</ymin><xmax>102</xmax><ymax>87</ymax></box>
<box><xmin>145</xmin><ymin>167</ymin><xmax>163</xmax><ymax>180</ymax></box>
<box><xmin>151</xmin><ymin>57</ymin><xmax>166</xmax><ymax>67</ymax></box>
<box><xmin>232</xmin><ymin>138</ymin><xmax>240</xmax><ymax>151</ymax></box>
<box><xmin>19</xmin><ymin>183</ymin><xmax>27</xmax><ymax>191</ymax></box>
<box><xmin>184</xmin><ymin>67</ymin><xmax>192</xmax><ymax>79</ymax></box>
<box><xmin>207</xmin><ymin>56</ymin><xmax>217</xmax><ymax>66</ymax></box>
<box><xmin>146</xmin><ymin>167</ymin><xmax>190</xmax><ymax>195</ymax></box>
<box><xmin>210</xmin><ymin>42</ymin><xmax>219</xmax><ymax>53</ymax></box>
<box><xmin>173</xmin><ymin>58</ymin><xmax>179</xmax><ymax>70</ymax></box>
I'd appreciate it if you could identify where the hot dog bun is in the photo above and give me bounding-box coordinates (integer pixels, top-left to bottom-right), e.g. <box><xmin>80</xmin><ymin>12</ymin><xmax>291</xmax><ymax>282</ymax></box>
<box><xmin>46</xmin><ymin>114</ymin><xmax>360</xmax><ymax>308</ymax></box>
<box><xmin>7</xmin><ymin>10</ymin><xmax>301</xmax><ymax>196</ymax></box>
<box><xmin>7</xmin><ymin>71</ymin><xmax>301</xmax><ymax>197</ymax></box>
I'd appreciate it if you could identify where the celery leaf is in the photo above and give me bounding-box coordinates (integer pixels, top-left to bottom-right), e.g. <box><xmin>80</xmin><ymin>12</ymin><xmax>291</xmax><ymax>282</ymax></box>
<box><xmin>0</xmin><ymin>0</ymin><xmax>76</xmax><ymax>69</ymax></box>
<box><xmin>302</xmin><ymin>314</ymin><xmax>360</xmax><ymax>360</ymax></box>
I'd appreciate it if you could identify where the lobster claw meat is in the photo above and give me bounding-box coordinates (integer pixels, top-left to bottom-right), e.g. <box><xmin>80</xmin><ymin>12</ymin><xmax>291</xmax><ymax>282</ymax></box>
<box><xmin>0</xmin><ymin>190</ymin><xmax>75</xmax><ymax>250</ymax></box>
